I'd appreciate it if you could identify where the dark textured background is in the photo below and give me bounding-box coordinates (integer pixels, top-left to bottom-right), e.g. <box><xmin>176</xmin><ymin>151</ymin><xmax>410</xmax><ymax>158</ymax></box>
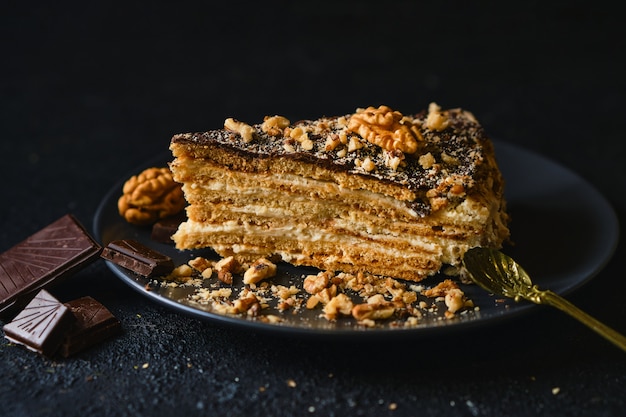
<box><xmin>1</xmin><ymin>1</ymin><xmax>625</xmax><ymax>416</ymax></box>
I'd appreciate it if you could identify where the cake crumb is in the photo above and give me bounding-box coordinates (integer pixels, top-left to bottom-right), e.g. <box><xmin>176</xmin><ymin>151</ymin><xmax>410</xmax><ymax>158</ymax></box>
<box><xmin>153</xmin><ymin>254</ymin><xmax>475</xmax><ymax>327</ymax></box>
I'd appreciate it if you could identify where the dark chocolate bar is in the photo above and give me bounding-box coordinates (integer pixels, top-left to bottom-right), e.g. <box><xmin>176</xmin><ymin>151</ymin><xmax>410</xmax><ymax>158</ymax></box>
<box><xmin>60</xmin><ymin>296</ymin><xmax>121</xmax><ymax>357</ymax></box>
<box><xmin>101</xmin><ymin>239</ymin><xmax>174</xmax><ymax>277</ymax></box>
<box><xmin>3</xmin><ymin>289</ymin><xmax>75</xmax><ymax>357</ymax></box>
<box><xmin>0</xmin><ymin>214</ymin><xmax>102</xmax><ymax>318</ymax></box>
<box><xmin>151</xmin><ymin>212</ymin><xmax>185</xmax><ymax>244</ymax></box>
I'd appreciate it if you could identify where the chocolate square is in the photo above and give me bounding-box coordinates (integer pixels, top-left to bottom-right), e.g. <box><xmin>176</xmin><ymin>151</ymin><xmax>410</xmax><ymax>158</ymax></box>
<box><xmin>0</xmin><ymin>214</ymin><xmax>102</xmax><ymax>318</ymax></box>
<box><xmin>3</xmin><ymin>289</ymin><xmax>75</xmax><ymax>357</ymax></box>
<box><xmin>60</xmin><ymin>296</ymin><xmax>121</xmax><ymax>357</ymax></box>
<box><xmin>101</xmin><ymin>239</ymin><xmax>174</xmax><ymax>277</ymax></box>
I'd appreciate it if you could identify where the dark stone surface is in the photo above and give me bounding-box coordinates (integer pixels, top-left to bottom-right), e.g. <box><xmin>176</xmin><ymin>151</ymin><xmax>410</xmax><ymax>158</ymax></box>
<box><xmin>2</xmin><ymin>1</ymin><xmax>625</xmax><ymax>416</ymax></box>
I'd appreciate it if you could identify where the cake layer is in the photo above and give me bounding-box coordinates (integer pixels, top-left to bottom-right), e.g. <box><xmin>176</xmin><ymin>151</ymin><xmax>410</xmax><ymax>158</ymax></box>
<box><xmin>173</xmin><ymin>159</ymin><xmax>423</xmax><ymax>221</ymax></box>
<box><xmin>169</xmin><ymin>104</ymin><xmax>510</xmax><ymax>281</ymax></box>
<box><xmin>174</xmin><ymin>167</ymin><xmax>493</xmax><ymax>248</ymax></box>
<box><xmin>171</xmin><ymin>160</ymin><xmax>498</xmax><ymax>279</ymax></box>
<box><xmin>174</xmin><ymin>221</ymin><xmax>445</xmax><ymax>279</ymax></box>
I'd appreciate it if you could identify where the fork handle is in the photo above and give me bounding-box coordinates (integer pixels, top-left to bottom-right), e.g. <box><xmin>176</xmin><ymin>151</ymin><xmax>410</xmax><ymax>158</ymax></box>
<box><xmin>538</xmin><ymin>290</ymin><xmax>626</xmax><ymax>353</ymax></box>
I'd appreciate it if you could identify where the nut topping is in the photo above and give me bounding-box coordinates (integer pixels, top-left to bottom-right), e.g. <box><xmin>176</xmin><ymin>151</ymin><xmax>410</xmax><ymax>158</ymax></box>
<box><xmin>261</xmin><ymin>115</ymin><xmax>290</xmax><ymax>136</ymax></box>
<box><xmin>224</xmin><ymin>118</ymin><xmax>255</xmax><ymax>143</ymax></box>
<box><xmin>347</xmin><ymin>105</ymin><xmax>423</xmax><ymax>154</ymax></box>
<box><xmin>155</xmin><ymin>254</ymin><xmax>476</xmax><ymax>326</ymax></box>
<box><xmin>425</xmin><ymin>102</ymin><xmax>450</xmax><ymax>131</ymax></box>
<box><xmin>323</xmin><ymin>293</ymin><xmax>353</xmax><ymax>321</ymax></box>
<box><xmin>351</xmin><ymin>301</ymin><xmax>397</xmax><ymax>321</ymax></box>
<box><xmin>118</xmin><ymin>167</ymin><xmax>186</xmax><ymax>226</ymax></box>
<box><xmin>243</xmin><ymin>258</ymin><xmax>277</xmax><ymax>285</ymax></box>
<box><xmin>214</xmin><ymin>255</ymin><xmax>241</xmax><ymax>285</ymax></box>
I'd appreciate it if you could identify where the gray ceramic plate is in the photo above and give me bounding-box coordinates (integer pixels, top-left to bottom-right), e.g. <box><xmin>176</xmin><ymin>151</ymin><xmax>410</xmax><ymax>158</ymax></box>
<box><xmin>93</xmin><ymin>141</ymin><xmax>619</xmax><ymax>338</ymax></box>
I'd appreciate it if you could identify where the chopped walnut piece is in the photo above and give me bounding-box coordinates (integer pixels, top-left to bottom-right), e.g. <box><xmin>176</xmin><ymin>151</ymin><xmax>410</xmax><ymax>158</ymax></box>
<box><xmin>287</xmin><ymin>126</ymin><xmax>314</xmax><ymax>150</ymax></box>
<box><xmin>162</xmin><ymin>264</ymin><xmax>196</xmax><ymax>284</ymax></box>
<box><xmin>323</xmin><ymin>293</ymin><xmax>353</xmax><ymax>321</ymax></box>
<box><xmin>422</xmin><ymin>279</ymin><xmax>468</xmax><ymax>315</ymax></box>
<box><xmin>445</xmin><ymin>288</ymin><xmax>465</xmax><ymax>314</ymax></box>
<box><xmin>300</xmin><ymin>138</ymin><xmax>314</xmax><ymax>150</ymax></box>
<box><xmin>384</xmin><ymin>150</ymin><xmax>405</xmax><ymax>171</ymax></box>
<box><xmin>421</xmin><ymin>279</ymin><xmax>459</xmax><ymax>298</ymax></box>
<box><xmin>324</xmin><ymin>134</ymin><xmax>341</xmax><ymax>151</ymax></box>
<box><xmin>243</xmin><ymin>258</ymin><xmax>277</xmax><ymax>285</ymax></box>
<box><xmin>316</xmin><ymin>285</ymin><xmax>338</xmax><ymax>305</ymax></box>
<box><xmin>275</xmin><ymin>285</ymin><xmax>302</xmax><ymax>311</ymax></box>
<box><xmin>261</xmin><ymin>115</ymin><xmax>290</xmax><ymax>136</ymax></box>
<box><xmin>233</xmin><ymin>292</ymin><xmax>262</xmax><ymax>316</ymax></box>
<box><xmin>214</xmin><ymin>255</ymin><xmax>240</xmax><ymax>285</ymax></box>
<box><xmin>189</xmin><ymin>257</ymin><xmax>213</xmax><ymax>272</ymax></box>
<box><xmin>214</xmin><ymin>256</ymin><xmax>239</xmax><ymax>271</ymax></box>
<box><xmin>351</xmin><ymin>301</ymin><xmax>396</xmax><ymax>321</ymax></box>
<box><xmin>367</xmin><ymin>293</ymin><xmax>386</xmax><ymax>305</ymax></box>
<box><xmin>170</xmin><ymin>264</ymin><xmax>193</xmax><ymax>278</ymax></box>
<box><xmin>306</xmin><ymin>296</ymin><xmax>321</xmax><ymax>309</ymax></box>
<box><xmin>347</xmin><ymin>136</ymin><xmax>365</xmax><ymax>152</ymax></box>
<box><xmin>224</xmin><ymin>117</ymin><xmax>255</xmax><ymax>143</ymax></box>
<box><xmin>282</xmin><ymin>141</ymin><xmax>296</xmax><ymax>153</ymax></box>
<box><xmin>418</xmin><ymin>152</ymin><xmax>436</xmax><ymax>170</ymax></box>
<box><xmin>360</xmin><ymin>157</ymin><xmax>376</xmax><ymax>172</ymax></box>
<box><xmin>399</xmin><ymin>290</ymin><xmax>418</xmax><ymax>305</ymax></box>
<box><xmin>303</xmin><ymin>271</ymin><xmax>331</xmax><ymax>294</ymax></box>
<box><xmin>289</xmin><ymin>127</ymin><xmax>305</xmax><ymax>140</ymax></box>
<box><xmin>217</xmin><ymin>270</ymin><xmax>233</xmax><ymax>285</ymax></box>
<box><xmin>425</xmin><ymin>102</ymin><xmax>450</xmax><ymax>131</ymax></box>
<box><xmin>274</xmin><ymin>284</ymin><xmax>299</xmax><ymax>300</ymax></box>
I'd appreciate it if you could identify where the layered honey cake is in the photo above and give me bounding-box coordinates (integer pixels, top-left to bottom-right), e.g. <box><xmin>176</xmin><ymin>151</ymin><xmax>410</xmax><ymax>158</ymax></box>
<box><xmin>169</xmin><ymin>103</ymin><xmax>510</xmax><ymax>282</ymax></box>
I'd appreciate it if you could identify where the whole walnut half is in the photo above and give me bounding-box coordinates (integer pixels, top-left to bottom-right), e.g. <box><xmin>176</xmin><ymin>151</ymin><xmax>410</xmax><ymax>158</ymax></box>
<box><xmin>118</xmin><ymin>167</ymin><xmax>186</xmax><ymax>225</ymax></box>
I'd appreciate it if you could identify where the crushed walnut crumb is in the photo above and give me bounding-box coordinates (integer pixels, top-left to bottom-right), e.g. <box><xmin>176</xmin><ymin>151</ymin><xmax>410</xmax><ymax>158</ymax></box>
<box><xmin>149</xmin><ymin>254</ymin><xmax>477</xmax><ymax>328</ymax></box>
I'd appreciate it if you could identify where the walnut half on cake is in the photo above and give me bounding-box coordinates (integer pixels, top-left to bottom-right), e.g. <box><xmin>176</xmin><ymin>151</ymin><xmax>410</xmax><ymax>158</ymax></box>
<box><xmin>168</xmin><ymin>103</ymin><xmax>510</xmax><ymax>282</ymax></box>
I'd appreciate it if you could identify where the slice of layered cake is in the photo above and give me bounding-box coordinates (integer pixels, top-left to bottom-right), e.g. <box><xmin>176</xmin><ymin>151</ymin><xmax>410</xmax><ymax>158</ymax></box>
<box><xmin>169</xmin><ymin>103</ymin><xmax>510</xmax><ymax>282</ymax></box>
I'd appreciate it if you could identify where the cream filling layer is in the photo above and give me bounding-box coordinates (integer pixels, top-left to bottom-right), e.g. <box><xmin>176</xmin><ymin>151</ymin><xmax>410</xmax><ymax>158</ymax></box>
<box><xmin>173</xmin><ymin>219</ymin><xmax>478</xmax><ymax>263</ymax></box>
<box><xmin>186</xmin><ymin>170</ymin><xmax>421</xmax><ymax>219</ymax></box>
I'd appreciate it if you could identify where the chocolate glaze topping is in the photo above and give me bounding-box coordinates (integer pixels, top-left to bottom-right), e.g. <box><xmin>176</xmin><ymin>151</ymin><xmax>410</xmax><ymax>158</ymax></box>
<box><xmin>171</xmin><ymin>106</ymin><xmax>496</xmax><ymax>216</ymax></box>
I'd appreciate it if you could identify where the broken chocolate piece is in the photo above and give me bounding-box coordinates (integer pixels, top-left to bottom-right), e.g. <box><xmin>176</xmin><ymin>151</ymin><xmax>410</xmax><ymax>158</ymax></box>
<box><xmin>151</xmin><ymin>212</ymin><xmax>185</xmax><ymax>244</ymax></box>
<box><xmin>60</xmin><ymin>296</ymin><xmax>121</xmax><ymax>357</ymax></box>
<box><xmin>0</xmin><ymin>214</ymin><xmax>102</xmax><ymax>318</ymax></box>
<box><xmin>101</xmin><ymin>239</ymin><xmax>174</xmax><ymax>277</ymax></box>
<box><xmin>3</xmin><ymin>289</ymin><xmax>75</xmax><ymax>357</ymax></box>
